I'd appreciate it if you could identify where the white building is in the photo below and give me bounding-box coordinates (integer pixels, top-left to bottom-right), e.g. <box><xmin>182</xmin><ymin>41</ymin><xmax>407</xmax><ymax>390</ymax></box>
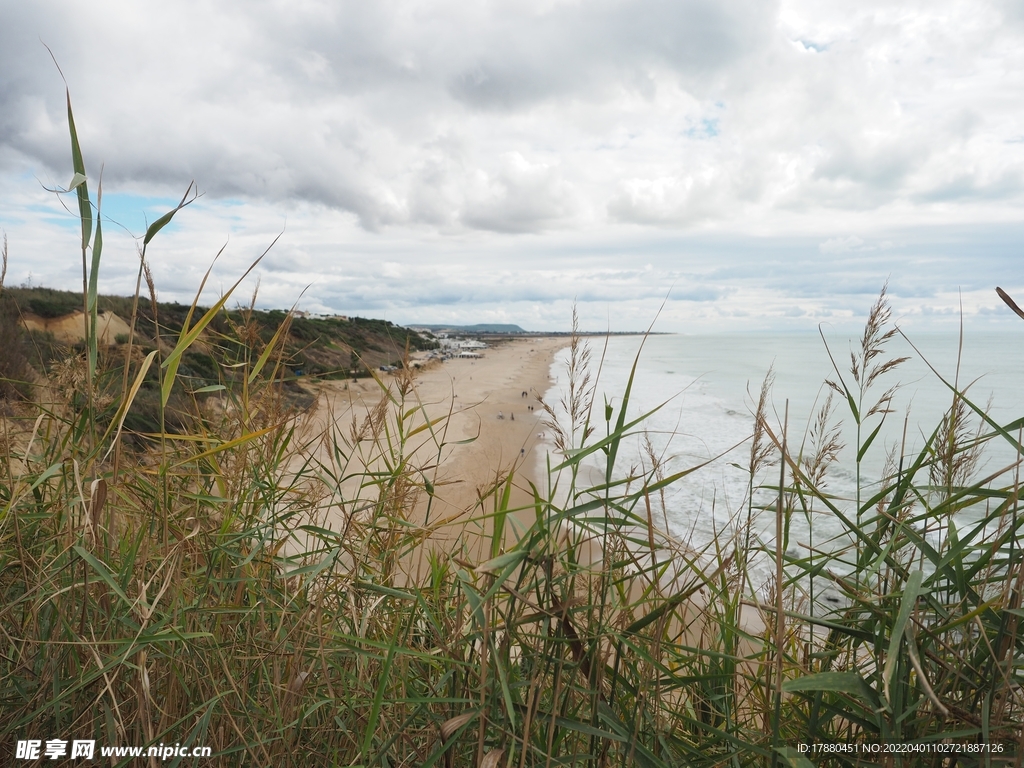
<box><xmin>439</xmin><ymin>337</ymin><xmax>488</xmax><ymax>351</ymax></box>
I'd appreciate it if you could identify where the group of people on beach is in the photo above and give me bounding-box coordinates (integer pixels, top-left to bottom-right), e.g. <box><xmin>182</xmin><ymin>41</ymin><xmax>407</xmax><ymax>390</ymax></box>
<box><xmin>497</xmin><ymin>385</ymin><xmax>544</xmax><ymax>426</ymax></box>
<box><xmin>519</xmin><ymin>390</ymin><xmax>538</xmax><ymax>412</ymax></box>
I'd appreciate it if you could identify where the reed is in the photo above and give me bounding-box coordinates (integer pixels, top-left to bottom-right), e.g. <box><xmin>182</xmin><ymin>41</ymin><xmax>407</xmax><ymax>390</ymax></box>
<box><xmin>1</xmin><ymin>94</ymin><xmax>1022</xmax><ymax>767</ymax></box>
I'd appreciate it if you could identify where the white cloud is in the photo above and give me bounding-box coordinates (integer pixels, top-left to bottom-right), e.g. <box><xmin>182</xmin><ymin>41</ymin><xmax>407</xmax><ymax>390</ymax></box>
<box><xmin>819</xmin><ymin>235</ymin><xmax>869</xmax><ymax>254</ymax></box>
<box><xmin>1</xmin><ymin>0</ymin><xmax>1023</xmax><ymax>330</ymax></box>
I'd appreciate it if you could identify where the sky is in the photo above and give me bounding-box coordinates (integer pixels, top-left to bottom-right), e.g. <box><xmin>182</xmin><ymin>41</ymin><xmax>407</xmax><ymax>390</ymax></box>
<box><xmin>1</xmin><ymin>0</ymin><xmax>1023</xmax><ymax>333</ymax></box>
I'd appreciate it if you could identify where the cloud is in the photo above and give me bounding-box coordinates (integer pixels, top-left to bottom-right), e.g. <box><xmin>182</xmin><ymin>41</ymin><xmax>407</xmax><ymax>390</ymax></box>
<box><xmin>819</xmin><ymin>235</ymin><xmax>869</xmax><ymax>254</ymax></box>
<box><xmin>446</xmin><ymin>0</ymin><xmax>774</xmax><ymax>110</ymax></box>
<box><xmin>460</xmin><ymin>153</ymin><xmax>578</xmax><ymax>233</ymax></box>
<box><xmin>0</xmin><ymin>0</ymin><xmax>775</xmax><ymax>235</ymax></box>
<box><xmin>2</xmin><ymin>1</ymin><xmax>1024</xmax><ymax>331</ymax></box>
<box><xmin>4</xmin><ymin>0</ymin><xmax>1017</xmax><ymax>235</ymax></box>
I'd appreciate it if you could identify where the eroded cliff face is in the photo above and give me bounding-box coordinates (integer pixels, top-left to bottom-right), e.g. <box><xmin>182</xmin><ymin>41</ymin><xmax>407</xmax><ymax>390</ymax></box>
<box><xmin>21</xmin><ymin>310</ymin><xmax>132</xmax><ymax>345</ymax></box>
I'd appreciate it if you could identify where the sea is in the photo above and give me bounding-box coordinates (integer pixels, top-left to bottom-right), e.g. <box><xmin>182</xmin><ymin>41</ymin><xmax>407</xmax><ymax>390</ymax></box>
<box><xmin>541</xmin><ymin>330</ymin><xmax>1023</xmax><ymax>597</ymax></box>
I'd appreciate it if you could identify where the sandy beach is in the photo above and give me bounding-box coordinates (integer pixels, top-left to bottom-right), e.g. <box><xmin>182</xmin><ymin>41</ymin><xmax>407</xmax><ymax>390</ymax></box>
<box><xmin>289</xmin><ymin>336</ymin><xmax>764</xmax><ymax>637</ymax></box>
<box><xmin>294</xmin><ymin>336</ymin><xmax>568</xmax><ymax>574</ymax></box>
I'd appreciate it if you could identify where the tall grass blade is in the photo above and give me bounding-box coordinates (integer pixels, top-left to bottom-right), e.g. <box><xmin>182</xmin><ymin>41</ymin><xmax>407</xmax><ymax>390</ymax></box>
<box><xmin>144</xmin><ymin>182</ymin><xmax>195</xmax><ymax>245</ymax></box>
<box><xmin>65</xmin><ymin>89</ymin><xmax>92</xmax><ymax>251</ymax></box>
<box><xmin>160</xmin><ymin>235</ymin><xmax>278</xmax><ymax>406</ymax></box>
<box><xmin>72</xmin><ymin>545</ymin><xmax>132</xmax><ymax>607</ymax></box>
<box><xmin>783</xmin><ymin>671</ymin><xmax>880</xmax><ymax>707</ymax></box>
<box><xmin>86</xmin><ymin>175</ymin><xmax>102</xmax><ymax>379</ymax></box>
<box><xmin>882</xmin><ymin>570</ymin><xmax>923</xmax><ymax>709</ymax></box>
<box><xmin>101</xmin><ymin>349</ymin><xmax>158</xmax><ymax>459</ymax></box>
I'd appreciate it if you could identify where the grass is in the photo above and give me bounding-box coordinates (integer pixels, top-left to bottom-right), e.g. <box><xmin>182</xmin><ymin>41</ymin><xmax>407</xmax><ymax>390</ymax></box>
<box><xmin>1</xmin><ymin>92</ymin><xmax>1023</xmax><ymax>767</ymax></box>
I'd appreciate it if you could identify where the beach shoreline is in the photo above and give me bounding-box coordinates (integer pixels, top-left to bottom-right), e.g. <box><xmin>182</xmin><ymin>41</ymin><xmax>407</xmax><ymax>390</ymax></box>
<box><xmin>297</xmin><ymin>336</ymin><xmax>568</xmax><ymax>572</ymax></box>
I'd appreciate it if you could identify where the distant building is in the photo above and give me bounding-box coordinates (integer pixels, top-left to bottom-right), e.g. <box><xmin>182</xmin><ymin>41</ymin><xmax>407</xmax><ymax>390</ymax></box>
<box><xmin>291</xmin><ymin>310</ymin><xmax>348</xmax><ymax>321</ymax></box>
<box><xmin>438</xmin><ymin>337</ymin><xmax>488</xmax><ymax>351</ymax></box>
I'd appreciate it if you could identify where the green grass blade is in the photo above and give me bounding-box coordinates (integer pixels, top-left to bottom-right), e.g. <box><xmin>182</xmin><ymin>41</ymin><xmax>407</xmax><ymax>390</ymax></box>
<box><xmin>144</xmin><ymin>182</ymin><xmax>195</xmax><ymax>245</ymax></box>
<box><xmin>73</xmin><ymin>545</ymin><xmax>132</xmax><ymax>607</ymax></box>
<box><xmin>161</xmin><ymin>234</ymin><xmax>278</xmax><ymax>406</ymax></box>
<box><xmin>87</xmin><ymin>177</ymin><xmax>103</xmax><ymax>378</ymax></box>
<box><xmin>100</xmin><ymin>349</ymin><xmax>158</xmax><ymax>459</ymax></box>
<box><xmin>65</xmin><ymin>89</ymin><xmax>92</xmax><ymax>250</ymax></box>
<box><xmin>783</xmin><ymin>671</ymin><xmax>880</xmax><ymax>708</ymax></box>
<box><xmin>552</xmin><ymin>401</ymin><xmax>669</xmax><ymax>473</ymax></box>
<box><xmin>857</xmin><ymin>414</ymin><xmax>885</xmax><ymax>462</ymax></box>
<box><xmin>361</xmin><ymin>634</ymin><xmax>399</xmax><ymax>761</ymax></box>
<box><xmin>605</xmin><ymin>334</ymin><xmax>650</xmax><ymax>479</ymax></box>
<box><xmin>883</xmin><ymin>570</ymin><xmax>924</xmax><ymax>710</ymax></box>
<box><xmin>170</xmin><ymin>425</ymin><xmax>278</xmax><ymax>468</ymax></box>
<box><xmin>247</xmin><ymin>294</ymin><xmax>306</xmax><ymax>384</ymax></box>
<box><xmin>24</xmin><ymin>461</ymin><xmax>64</xmax><ymax>493</ymax></box>
<box><xmin>900</xmin><ymin>330</ymin><xmax>1024</xmax><ymax>454</ymax></box>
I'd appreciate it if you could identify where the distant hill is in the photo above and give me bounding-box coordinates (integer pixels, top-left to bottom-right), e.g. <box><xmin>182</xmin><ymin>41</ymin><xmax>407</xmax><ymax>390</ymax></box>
<box><xmin>3</xmin><ymin>286</ymin><xmax>436</xmax><ymax>381</ymax></box>
<box><xmin>411</xmin><ymin>323</ymin><xmax>527</xmax><ymax>334</ymax></box>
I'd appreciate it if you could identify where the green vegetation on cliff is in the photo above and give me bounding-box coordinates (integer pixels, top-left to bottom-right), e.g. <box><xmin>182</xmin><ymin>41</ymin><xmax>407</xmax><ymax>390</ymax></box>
<box><xmin>4</xmin><ymin>284</ymin><xmax>436</xmax><ymax>381</ymax></box>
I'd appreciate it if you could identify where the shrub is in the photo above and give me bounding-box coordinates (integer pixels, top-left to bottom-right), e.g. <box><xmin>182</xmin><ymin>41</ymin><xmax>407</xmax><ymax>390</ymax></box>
<box><xmin>0</xmin><ymin>294</ymin><xmax>32</xmax><ymax>402</ymax></box>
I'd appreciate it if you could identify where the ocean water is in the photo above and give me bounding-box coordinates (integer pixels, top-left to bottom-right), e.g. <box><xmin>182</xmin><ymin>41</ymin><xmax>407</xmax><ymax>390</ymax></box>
<box><xmin>541</xmin><ymin>330</ymin><xmax>1023</xmax><ymax>595</ymax></box>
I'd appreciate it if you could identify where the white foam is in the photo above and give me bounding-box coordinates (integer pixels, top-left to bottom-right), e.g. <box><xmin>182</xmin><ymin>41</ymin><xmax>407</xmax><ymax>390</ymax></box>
<box><xmin>538</xmin><ymin>331</ymin><xmax>1023</xmax><ymax>596</ymax></box>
